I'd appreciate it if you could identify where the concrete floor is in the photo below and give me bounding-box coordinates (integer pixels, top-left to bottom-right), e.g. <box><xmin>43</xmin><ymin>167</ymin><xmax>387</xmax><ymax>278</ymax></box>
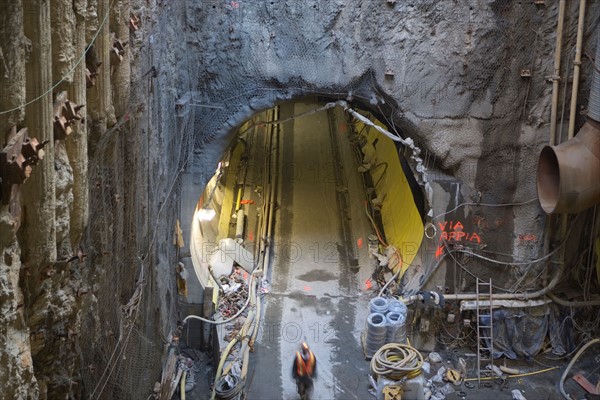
<box><xmin>246</xmin><ymin>102</ymin><xmax>376</xmax><ymax>399</ymax></box>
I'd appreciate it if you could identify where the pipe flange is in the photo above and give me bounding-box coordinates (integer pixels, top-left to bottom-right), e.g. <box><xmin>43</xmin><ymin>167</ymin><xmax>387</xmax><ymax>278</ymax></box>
<box><xmin>465</xmin><ymin>382</ymin><xmax>476</xmax><ymax>389</ymax></box>
<box><xmin>457</xmin><ymin>391</ymin><xmax>467</xmax><ymax>398</ymax></box>
<box><xmin>424</xmin><ymin>222</ymin><xmax>437</xmax><ymax>239</ymax></box>
<box><xmin>483</xmin><ymin>382</ymin><xmax>493</xmax><ymax>388</ymax></box>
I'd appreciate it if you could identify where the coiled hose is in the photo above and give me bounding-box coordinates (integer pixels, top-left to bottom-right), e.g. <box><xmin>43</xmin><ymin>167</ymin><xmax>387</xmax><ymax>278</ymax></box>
<box><xmin>385</xmin><ymin>312</ymin><xmax>407</xmax><ymax>344</ymax></box>
<box><xmin>214</xmin><ymin>374</ymin><xmax>243</xmax><ymax>399</ymax></box>
<box><xmin>366</xmin><ymin>313</ymin><xmax>388</xmax><ymax>357</ymax></box>
<box><xmin>370</xmin><ymin>343</ymin><xmax>424</xmax><ymax>381</ymax></box>
<box><xmin>370</xmin><ymin>297</ymin><xmax>389</xmax><ymax>314</ymax></box>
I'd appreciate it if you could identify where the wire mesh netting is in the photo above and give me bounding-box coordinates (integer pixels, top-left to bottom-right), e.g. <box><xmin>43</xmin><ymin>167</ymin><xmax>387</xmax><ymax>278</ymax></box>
<box><xmin>75</xmin><ymin>0</ymin><xmax>599</xmax><ymax>398</ymax></box>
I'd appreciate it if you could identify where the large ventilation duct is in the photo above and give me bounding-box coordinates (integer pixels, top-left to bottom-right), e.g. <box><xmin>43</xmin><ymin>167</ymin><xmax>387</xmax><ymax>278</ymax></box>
<box><xmin>537</xmin><ymin>29</ymin><xmax>600</xmax><ymax>214</ymax></box>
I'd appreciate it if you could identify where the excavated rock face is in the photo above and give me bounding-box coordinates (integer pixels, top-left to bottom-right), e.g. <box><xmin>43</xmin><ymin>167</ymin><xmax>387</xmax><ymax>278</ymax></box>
<box><xmin>183</xmin><ymin>0</ymin><xmax>598</xmax><ymax>267</ymax></box>
<box><xmin>0</xmin><ymin>0</ymin><xmax>599</xmax><ymax>398</ymax></box>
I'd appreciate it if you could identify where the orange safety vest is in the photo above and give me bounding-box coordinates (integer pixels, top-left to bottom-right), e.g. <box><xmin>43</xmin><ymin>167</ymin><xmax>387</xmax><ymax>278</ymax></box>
<box><xmin>296</xmin><ymin>351</ymin><xmax>315</xmax><ymax>377</ymax></box>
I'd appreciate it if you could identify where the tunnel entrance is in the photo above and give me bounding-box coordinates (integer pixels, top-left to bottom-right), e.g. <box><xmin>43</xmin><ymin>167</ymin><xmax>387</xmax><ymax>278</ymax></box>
<box><xmin>182</xmin><ymin>98</ymin><xmax>427</xmax><ymax>398</ymax></box>
<box><xmin>190</xmin><ymin>99</ymin><xmax>425</xmax><ymax>290</ymax></box>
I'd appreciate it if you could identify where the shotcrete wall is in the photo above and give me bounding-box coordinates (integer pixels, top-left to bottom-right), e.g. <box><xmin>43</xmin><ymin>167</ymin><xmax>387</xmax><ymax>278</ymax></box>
<box><xmin>0</xmin><ymin>0</ymin><xmax>599</xmax><ymax>398</ymax></box>
<box><xmin>183</xmin><ymin>0</ymin><xmax>598</xmax><ymax>289</ymax></box>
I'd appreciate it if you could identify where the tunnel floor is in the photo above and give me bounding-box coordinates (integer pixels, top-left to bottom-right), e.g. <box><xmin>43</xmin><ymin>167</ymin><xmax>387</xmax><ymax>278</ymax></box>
<box><xmin>243</xmin><ymin>102</ymin><xmax>375</xmax><ymax>399</ymax></box>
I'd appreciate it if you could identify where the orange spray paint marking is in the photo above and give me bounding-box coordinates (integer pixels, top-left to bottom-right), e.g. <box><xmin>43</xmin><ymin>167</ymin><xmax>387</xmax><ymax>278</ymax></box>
<box><xmin>435</xmin><ymin>245</ymin><xmax>444</xmax><ymax>259</ymax></box>
<box><xmin>365</xmin><ymin>279</ymin><xmax>372</xmax><ymax>290</ymax></box>
<box><xmin>338</xmin><ymin>122</ymin><xmax>347</xmax><ymax>132</ymax></box>
<box><xmin>303</xmin><ymin>285</ymin><xmax>312</xmax><ymax>292</ymax></box>
<box><xmin>248</xmin><ymin>231</ymin><xmax>254</xmax><ymax>241</ymax></box>
<box><xmin>519</xmin><ymin>234</ymin><xmax>537</xmax><ymax>242</ymax></box>
<box><xmin>357</xmin><ymin>237</ymin><xmax>363</xmax><ymax>249</ymax></box>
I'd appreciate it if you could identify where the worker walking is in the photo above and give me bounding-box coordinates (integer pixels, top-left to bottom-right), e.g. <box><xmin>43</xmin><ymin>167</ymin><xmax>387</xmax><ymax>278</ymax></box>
<box><xmin>292</xmin><ymin>342</ymin><xmax>317</xmax><ymax>400</ymax></box>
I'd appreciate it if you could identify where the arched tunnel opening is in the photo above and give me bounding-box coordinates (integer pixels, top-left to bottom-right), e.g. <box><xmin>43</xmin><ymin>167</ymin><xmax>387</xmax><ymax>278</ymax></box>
<box><xmin>3</xmin><ymin>1</ymin><xmax>600</xmax><ymax>399</ymax></box>
<box><xmin>182</xmin><ymin>98</ymin><xmax>428</xmax><ymax>398</ymax></box>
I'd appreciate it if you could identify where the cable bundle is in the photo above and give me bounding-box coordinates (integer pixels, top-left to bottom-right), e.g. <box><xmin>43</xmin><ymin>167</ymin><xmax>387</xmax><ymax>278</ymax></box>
<box><xmin>365</xmin><ymin>313</ymin><xmax>388</xmax><ymax>357</ymax></box>
<box><xmin>385</xmin><ymin>312</ymin><xmax>407</xmax><ymax>344</ymax></box>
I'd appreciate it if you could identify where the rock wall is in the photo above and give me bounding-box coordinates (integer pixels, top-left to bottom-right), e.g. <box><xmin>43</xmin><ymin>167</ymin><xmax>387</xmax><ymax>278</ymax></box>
<box><xmin>183</xmin><ymin>0</ymin><xmax>599</xmax><ymax>287</ymax></box>
<box><xmin>0</xmin><ymin>0</ymin><xmax>185</xmax><ymax>398</ymax></box>
<box><xmin>0</xmin><ymin>0</ymin><xmax>599</xmax><ymax>398</ymax></box>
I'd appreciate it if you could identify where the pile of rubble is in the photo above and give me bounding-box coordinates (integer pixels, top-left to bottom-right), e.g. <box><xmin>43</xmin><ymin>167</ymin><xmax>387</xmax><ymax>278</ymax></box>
<box><xmin>217</xmin><ymin>268</ymin><xmax>249</xmax><ymax>319</ymax></box>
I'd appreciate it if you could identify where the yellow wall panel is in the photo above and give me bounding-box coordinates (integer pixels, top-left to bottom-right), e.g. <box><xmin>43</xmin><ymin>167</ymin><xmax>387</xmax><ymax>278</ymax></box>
<box><xmin>356</xmin><ymin>118</ymin><xmax>424</xmax><ymax>274</ymax></box>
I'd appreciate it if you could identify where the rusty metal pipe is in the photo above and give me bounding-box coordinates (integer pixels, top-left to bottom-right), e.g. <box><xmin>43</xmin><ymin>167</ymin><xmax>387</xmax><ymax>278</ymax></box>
<box><xmin>537</xmin><ymin>119</ymin><xmax>600</xmax><ymax>214</ymax></box>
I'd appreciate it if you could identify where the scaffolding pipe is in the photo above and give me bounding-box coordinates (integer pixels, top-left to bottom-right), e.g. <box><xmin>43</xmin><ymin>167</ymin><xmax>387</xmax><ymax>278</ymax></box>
<box><xmin>567</xmin><ymin>0</ymin><xmax>587</xmax><ymax>139</ymax></box>
<box><xmin>550</xmin><ymin>0</ymin><xmax>567</xmax><ymax>145</ymax></box>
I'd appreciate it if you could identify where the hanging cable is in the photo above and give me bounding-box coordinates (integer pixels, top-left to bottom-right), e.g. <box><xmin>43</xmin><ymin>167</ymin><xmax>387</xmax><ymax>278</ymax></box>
<box><xmin>0</xmin><ymin>0</ymin><xmax>116</xmax><ymax>115</ymax></box>
<box><xmin>365</xmin><ymin>201</ymin><xmax>388</xmax><ymax>247</ymax></box>
<box><xmin>433</xmin><ymin>198</ymin><xmax>537</xmax><ymax>220</ymax></box>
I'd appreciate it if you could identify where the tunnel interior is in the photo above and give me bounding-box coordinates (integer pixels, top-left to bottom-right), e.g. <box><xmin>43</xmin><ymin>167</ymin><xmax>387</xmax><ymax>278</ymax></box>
<box><xmin>190</xmin><ymin>99</ymin><xmax>426</xmax><ymax>290</ymax></box>
<box><xmin>184</xmin><ymin>98</ymin><xmax>429</xmax><ymax>398</ymax></box>
<box><xmin>2</xmin><ymin>1</ymin><xmax>600</xmax><ymax>399</ymax></box>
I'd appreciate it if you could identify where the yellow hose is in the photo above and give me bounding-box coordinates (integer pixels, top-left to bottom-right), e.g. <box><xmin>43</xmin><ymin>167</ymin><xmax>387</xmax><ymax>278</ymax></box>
<box><xmin>211</xmin><ymin>310</ymin><xmax>255</xmax><ymax>400</ymax></box>
<box><xmin>235</xmin><ymin>187</ymin><xmax>243</xmax><ymax>211</ymax></box>
<box><xmin>180</xmin><ymin>370</ymin><xmax>187</xmax><ymax>400</ymax></box>
<box><xmin>370</xmin><ymin>343</ymin><xmax>424</xmax><ymax>381</ymax></box>
<box><xmin>464</xmin><ymin>366</ymin><xmax>558</xmax><ymax>382</ymax></box>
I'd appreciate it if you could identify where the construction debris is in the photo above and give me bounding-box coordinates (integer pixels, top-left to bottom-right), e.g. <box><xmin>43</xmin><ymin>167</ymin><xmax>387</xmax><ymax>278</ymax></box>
<box><xmin>217</xmin><ymin>268</ymin><xmax>249</xmax><ymax>319</ymax></box>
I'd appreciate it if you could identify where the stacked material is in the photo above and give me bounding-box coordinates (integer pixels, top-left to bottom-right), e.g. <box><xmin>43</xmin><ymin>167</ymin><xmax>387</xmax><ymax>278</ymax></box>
<box><xmin>365</xmin><ymin>297</ymin><xmax>408</xmax><ymax>358</ymax></box>
<box><xmin>386</xmin><ymin>300</ymin><xmax>407</xmax><ymax>344</ymax></box>
<box><xmin>365</xmin><ymin>313</ymin><xmax>388</xmax><ymax>357</ymax></box>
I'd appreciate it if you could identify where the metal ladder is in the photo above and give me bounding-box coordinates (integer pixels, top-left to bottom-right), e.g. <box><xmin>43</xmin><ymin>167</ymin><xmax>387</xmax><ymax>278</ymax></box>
<box><xmin>476</xmin><ymin>278</ymin><xmax>494</xmax><ymax>387</ymax></box>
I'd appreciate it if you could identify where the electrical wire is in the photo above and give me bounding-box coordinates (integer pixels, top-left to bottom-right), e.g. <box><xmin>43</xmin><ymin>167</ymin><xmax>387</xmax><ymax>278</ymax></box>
<box><xmin>371</xmin><ymin>162</ymin><xmax>388</xmax><ymax>188</ymax></box>
<box><xmin>559</xmin><ymin>338</ymin><xmax>600</xmax><ymax>400</ymax></box>
<box><xmin>365</xmin><ymin>201</ymin><xmax>388</xmax><ymax>247</ymax></box>
<box><xmin>183</xmin><ymin>273</ymin><xmax>257</xmax><ymax>325</ymax></box>
<box><xmin>441</xmin><ymin>239</ymin><xmax>515</xmax><ymax>293</ymax></box>
<box><xmin>0</xmin><ymin>0</ymin><xmax>116</xmax><ymax>115</ymax></box>
<box><xmin>433</xmin><ymin>198</ymin><xmax>538</xmax><ymax>220</ymax></box>
<box><xmin>378</xmin><ymin>270</ymin><xmax>401</xmax><ymax>297</ymax></box>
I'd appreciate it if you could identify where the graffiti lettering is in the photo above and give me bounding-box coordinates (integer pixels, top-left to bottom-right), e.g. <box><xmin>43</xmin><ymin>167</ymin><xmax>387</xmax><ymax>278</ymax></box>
<box><xmin>437</xmin><ymin>220</ymin><xmax>482</xmax><ymax>245</ymax></box>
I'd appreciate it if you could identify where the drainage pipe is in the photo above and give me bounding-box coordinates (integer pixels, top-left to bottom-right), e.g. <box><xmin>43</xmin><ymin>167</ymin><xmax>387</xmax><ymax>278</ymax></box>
<box><xmin>547</xmin><ymin>291</ymin><xmax>600</xmax><ymax>307</ymax></box>
<box><xmin>550</xmin><ymin>0</ymin><xmax>567</xmax><ymax>145</ymax></box>
<box><xmin>567</xmin><ymin>0</ymin><xmax>587</xmax><ymax>138</ymax></box>
<box><xmin>538</xmin><ymin>26</ymin><xmax>600</xmax><ymax>214</ymax></box>
<box><xmin>404</xmin><ymin>264</ymin><xmax>562</xmax><ymax>304</ymax></box>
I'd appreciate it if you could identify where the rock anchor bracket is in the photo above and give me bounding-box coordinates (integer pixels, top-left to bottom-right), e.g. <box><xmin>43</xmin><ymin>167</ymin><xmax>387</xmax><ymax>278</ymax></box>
<box><xmin>53</xmin><ymin>98</ymin><xmax>85</xmax><ymax>141</ymax></box>
<box><xmin>1</xmin><ymin>126</ymin><xmax>48</xmax><ymax>205</ymax></box>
